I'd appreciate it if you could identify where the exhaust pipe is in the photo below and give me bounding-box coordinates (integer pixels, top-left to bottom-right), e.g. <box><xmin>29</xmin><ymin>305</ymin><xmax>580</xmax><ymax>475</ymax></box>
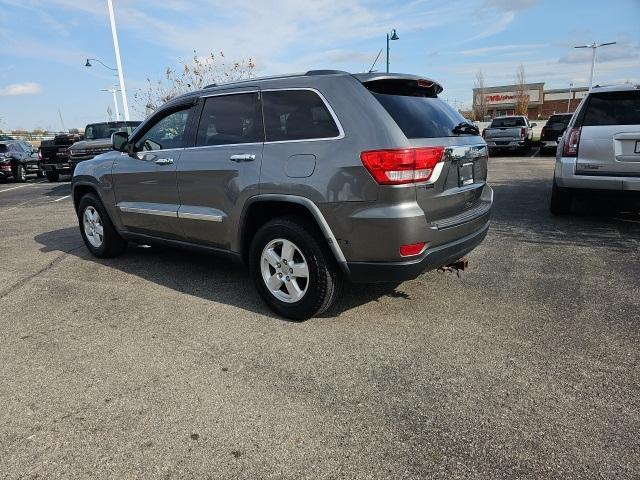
<box><xmin>437</xmin><ymin>257</ymin><xmax>468</xmax><ymax>276</ymax></box>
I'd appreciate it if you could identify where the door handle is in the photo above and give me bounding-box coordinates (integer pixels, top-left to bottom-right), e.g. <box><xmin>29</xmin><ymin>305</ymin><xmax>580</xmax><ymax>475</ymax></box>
<box><xmin>230</xmin><ymin>154</ymin><xmax>256</xmax><ymax>162</ymax></box>
<box><xmin>155</xmin><ymin>158</ymin><xmax>174</xmax><ymax>165</ymax></box>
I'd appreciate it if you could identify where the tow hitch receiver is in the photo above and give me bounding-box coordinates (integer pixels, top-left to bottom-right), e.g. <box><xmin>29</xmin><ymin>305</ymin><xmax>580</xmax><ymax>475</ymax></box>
<box><xmin>438</xmin><ymin>257</ymin><xmax>469</xmax><ymax>276</ymax></box>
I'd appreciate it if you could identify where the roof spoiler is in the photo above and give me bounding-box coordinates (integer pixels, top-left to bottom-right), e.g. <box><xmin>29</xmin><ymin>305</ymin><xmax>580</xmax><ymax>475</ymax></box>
<box><xmin>353</xmin><ymin>73</ymin><xmax>443</xmax><ymax>95</ymax></box>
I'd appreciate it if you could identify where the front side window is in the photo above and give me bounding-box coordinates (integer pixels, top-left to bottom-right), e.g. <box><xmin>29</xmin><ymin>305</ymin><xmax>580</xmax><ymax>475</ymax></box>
<box><xmin>583</xmin><ymin>90</ymin><xmax>640</xmax><ymax>126</ymax></box>
<box><xmin>135</xmin><ymin>108</ymin><xmax>192</xmax><ymax>151</ymax></box>
<box><xmin>262</xmin><ymin>90</ymin><xmax>340</xmax><ymax>142</ymax></box>
<box><xmin>196</xmin><ymin>92</ymin><xmax>263</xmax><ymax>146</ymax></box>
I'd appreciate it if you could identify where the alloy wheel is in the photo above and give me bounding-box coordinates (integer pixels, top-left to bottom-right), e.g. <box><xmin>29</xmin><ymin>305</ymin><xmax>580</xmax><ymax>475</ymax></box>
<box><xmin>260</xmin><ymin>238</ymin><xmax>309</xmax><ymax>303</ymax></box>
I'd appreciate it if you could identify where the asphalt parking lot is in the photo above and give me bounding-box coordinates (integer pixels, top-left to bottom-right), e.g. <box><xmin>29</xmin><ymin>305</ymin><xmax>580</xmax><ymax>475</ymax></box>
<box><xmin>1</xmin><ymin>155</ymin><xmax>639</xmax><ymax>479</ymax></box>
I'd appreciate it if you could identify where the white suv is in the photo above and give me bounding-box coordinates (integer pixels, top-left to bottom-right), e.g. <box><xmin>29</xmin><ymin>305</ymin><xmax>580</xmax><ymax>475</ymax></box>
<box><xmin>551</xmin><ymin>84</ymin><xmax>640</xmax><ymax>213</ymax></box>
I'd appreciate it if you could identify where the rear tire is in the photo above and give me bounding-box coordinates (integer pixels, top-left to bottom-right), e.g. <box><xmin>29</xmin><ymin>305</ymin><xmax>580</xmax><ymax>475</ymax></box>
<box><xmin>78</xmin><ymin>193</ymin><xmax>127</xmax><ymax>258</ymax></box>
<box><xmin>550</xmin><ymin>177</ymin><xmax>572</xmax><ymax>214</ymax></box>
<box><xmin>46</xmin><ymin>171</ymin><xmax>59</xmax><ymax>182</ymax></box>
<box><xmin>13</xmin><ymin>164</ymin><xmax>26</xmax><ymax>183</ymax></box>
<box><xmin>249</xmin><ymin>216</ymin><xmax>342</xmax><ymax>320</ymax></box>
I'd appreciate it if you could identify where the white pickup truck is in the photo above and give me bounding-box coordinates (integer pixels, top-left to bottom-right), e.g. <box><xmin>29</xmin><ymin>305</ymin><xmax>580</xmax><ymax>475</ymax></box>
<box><xmin>482</xmin><ymin>115</ymin><xmax>536</xmax><ymax>153</ymax></box>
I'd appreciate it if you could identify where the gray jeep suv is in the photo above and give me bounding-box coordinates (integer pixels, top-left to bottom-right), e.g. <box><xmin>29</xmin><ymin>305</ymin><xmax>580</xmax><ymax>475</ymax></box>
<box><xmin>72</xmin><ymin>70</ymin><xmax>493</xmax><ymax>319</ymax></box>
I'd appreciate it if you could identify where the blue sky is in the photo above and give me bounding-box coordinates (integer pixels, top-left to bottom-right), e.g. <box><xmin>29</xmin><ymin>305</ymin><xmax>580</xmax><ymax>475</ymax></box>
<box><xmin>1</xmin><ymin>0</ymin><xmax>639</xmax><ymax>131</ymax></box>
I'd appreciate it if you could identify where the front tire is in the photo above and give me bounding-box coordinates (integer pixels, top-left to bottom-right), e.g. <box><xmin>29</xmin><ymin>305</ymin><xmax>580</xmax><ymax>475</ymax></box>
<box><xmin>550</xmin><ymin>177</ymin><xmax>572</xmax><ymax>214</ymax></box>
<box><xmin>249</xmin><ymin>217</ymin><xmax>342</xmax><ymax>320</ymax></box>
<box><xmin>13</xmin><ymin>164</ymin><xmax>26</xmax><ymax>183</ymax></box>
<box><xmin>78</xmin><ymin>193</ymin><xmax>127</xmax><ymax>258</ymax></box>
<box><xmin>46</xmin><ymin>171</ymin><xmax>60</xmax><ymax>182</ymax></box>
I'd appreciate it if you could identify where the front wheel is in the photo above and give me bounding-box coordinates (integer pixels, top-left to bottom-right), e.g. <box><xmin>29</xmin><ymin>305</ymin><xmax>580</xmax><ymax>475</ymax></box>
<box><xmin>13</xmin><ymin>164</ymin><xmax>26</xmax><ymax>183</ymax></box>
<box><xmin>78</xmin><ymin>193</ymin><xmax>127</xmax><ymax>258</ymax></box>
<box><xmin>249</xmin><ymin>217</ymin><xmax>342</xmax><ymax>320</ymax></box>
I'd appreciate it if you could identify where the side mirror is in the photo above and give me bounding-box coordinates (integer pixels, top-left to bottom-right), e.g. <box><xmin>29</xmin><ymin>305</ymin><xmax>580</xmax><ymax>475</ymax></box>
<box><xmin>531</xmin><ymin>122</ymin><xmax>537</xmax><ymax>127</ymax></box>
<box><xmin>112</xmin><ymin>131</ymin><xmax>129</xmax><ymax>152</ymax></box>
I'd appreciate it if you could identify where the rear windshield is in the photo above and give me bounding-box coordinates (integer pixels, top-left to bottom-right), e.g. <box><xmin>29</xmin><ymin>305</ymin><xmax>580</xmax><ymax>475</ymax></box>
<box><xmin>84</xmin><ymin>121</ymin><xmax>141</xmax><ymax>140</ymax></box>
<box><xmin>583</xmin><ymin>90</ymin><xmax>640</xmax><ymax>126</ymax></box>
<box><xmin>490</xmin><ymin>117</ymin><xmax>525</xmax><ymax>128</ymax></box>
<box><xmin>547</xmin><ymin>115</ymin><xmax>572</xmax><ymax>126</ymax></box>
<box><xmin>371</xmin><ymin>92</ymin><xmax>468</xmax><ymax>139</ymax></box>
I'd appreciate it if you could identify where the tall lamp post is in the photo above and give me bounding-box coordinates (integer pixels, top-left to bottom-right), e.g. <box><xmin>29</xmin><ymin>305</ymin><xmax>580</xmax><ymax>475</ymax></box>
<box><xmin>101</xmin><ymin>87</ymin><xmax>121</xmax><ymax>121</ymax></box>
<box><xmin>386</xmin><ymin>29</ymin><xmax>399</xmax><ymax>73</ymax></box>
<box><xmin>567</xmin><ymin>83</ymin><xmax>573</xmax><ymax>113</ymax></box>
<box><xmin>106</xmin><ymin>0</ymin><xmax>130</xmax><ymax>121</ymax></box>
<box><xmin>574</xmin><ymin>41</ymin><xmax>616</xmax><ymax>89</ymax></box>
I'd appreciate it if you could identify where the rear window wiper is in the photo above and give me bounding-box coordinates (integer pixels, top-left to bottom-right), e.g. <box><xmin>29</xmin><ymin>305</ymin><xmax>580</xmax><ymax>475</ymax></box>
<box><xmin>452</xmin><ymin>122</ymin><xmax>479</xmax><ymax>136</ymax></box>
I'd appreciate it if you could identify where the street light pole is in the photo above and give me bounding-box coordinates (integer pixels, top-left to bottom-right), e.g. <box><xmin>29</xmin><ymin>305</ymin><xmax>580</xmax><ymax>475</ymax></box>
<box><xmin>385</xmin><ymin>29</ymin><xmax>399</xmax><ymax>73</ymax></box>
<box><xmin>101</xmin><ymin>88</ymin><xmax>121</xmax><ymax>121</ymax></box>
<box><xmin>574</xmin><ymin>41</ymin><xmax>616</xmax><ymax>90</ymax></box>
<box><xmin>567</xmin><ymin>83</ymin><xmax>573</xmax><ymax>113</ymax></box>
<box><xmin>107</xmin><ymin>0</ymin><xmax>130</xmax><ymax>121</ymax></box>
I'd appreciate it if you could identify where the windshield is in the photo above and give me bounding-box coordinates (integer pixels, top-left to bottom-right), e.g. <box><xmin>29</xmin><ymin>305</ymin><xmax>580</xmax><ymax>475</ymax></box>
<box><xmin>491</xmin><ymin>117</ymin><xmax>526</xmax><ymax>128</ymax></box>
<box><xmin>84</xmin><ymin>121</ymin><xmax>141</xmax><ymax>140</ymax></box>
<box><xmin>547</xmin><ymin>115</ymin><xmax>572</xmax><ymax>126</ymax></box>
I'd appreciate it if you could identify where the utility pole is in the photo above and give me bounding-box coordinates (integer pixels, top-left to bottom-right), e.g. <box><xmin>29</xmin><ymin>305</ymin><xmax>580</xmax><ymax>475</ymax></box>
<box><xmin>107</xmin><ymin>0</ymin><xmax>130</xmax><ymax>120</ymax></box>
<box><xmin>574</xmin><ymin>41</ymin><xmax>616</xmax><ymax>89</ymax></box>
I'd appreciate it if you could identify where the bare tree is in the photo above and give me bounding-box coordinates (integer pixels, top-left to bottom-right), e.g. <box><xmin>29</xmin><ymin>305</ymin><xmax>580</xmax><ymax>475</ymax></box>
<box><xmin>134</xmin><ymin>51</ymin><xmax>257</xmax><ymax>115</ymax></box>
<box><xmin>473</xmin><ymin>69</ymin><xmax>488</xmax><ymax>121</ymax></box>
<box><xmin>514</xmin><ymin>64</ymin><xmax>529</xmax><ymax>116</ymax></box>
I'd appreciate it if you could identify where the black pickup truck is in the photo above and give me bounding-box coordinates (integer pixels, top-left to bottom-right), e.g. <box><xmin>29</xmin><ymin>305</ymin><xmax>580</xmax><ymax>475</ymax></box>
<box><xmin>39</xmin><ymin>133</ymin><xmax>83</xmax><ymax>182</ymax></box>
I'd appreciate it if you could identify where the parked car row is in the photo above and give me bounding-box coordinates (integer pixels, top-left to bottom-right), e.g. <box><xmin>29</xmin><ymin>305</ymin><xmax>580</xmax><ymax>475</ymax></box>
<box><xmin>37</xmin><ymin>121</ymin><xmax>141</xmax><ymax>182</ymax></box>
<box><xmin>0</xmin><ymin>140</ymin><xmax>42</xmax><ymax>182</ymax></box>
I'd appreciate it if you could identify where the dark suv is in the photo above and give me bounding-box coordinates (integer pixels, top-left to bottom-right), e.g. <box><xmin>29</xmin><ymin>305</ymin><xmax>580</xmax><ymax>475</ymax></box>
<box><xmin>72</xmin><ymin>71</ymin><xmax>492</xmax><ymax>319</ymax></box>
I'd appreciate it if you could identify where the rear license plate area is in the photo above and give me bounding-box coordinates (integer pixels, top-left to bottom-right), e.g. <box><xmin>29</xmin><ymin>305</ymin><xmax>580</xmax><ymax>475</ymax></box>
<box><xmin>458</xmin><ymin>162</ymin><xmax>474</xmax><ymax>186</ymax></box>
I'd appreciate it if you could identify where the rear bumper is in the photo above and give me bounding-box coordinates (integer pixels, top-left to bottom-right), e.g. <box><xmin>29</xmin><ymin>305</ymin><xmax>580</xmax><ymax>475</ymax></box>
<box><xmin>486</xmin><ymin>140</ymin><xmax>526</xmax><ymax>148</ymax></box>
<box><xmin>346</xmin><ymin>220</ymin><xmax>490</xmax><ymax>282</ymax></box>
<box><xmin>43</xmin><ymin>163</ymin><xmax>73</xmax><ymax>174</ymax></box>
<box><xmin>540</xmin><ymin>140</ymin><xmax>558</xmax><ymax>148</ymax></box>
<box><xmin>555</xmin><ymin>158</ymin><xmax>640</xmax><ymax>191</ymax></box>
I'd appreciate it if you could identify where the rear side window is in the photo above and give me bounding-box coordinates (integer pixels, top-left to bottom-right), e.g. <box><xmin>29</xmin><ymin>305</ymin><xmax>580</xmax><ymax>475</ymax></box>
<box><xmin>583</xmin><ymin>90</ymin><xmax>640</xmax><ymax>126</ymax></box>
<box><xmin>371</xmin><ymin>92</ymin><xmax>467</xmax><ymax>138</ymax></box>
<box><xmin>196</xmin><ymin>92</ymin><xmax>263</xmax><ymax>146</ymax></box>
<box><xmin>262</xmin><ymin>90</ymin><xmax>340</xmax><ymax>142</ymax></box>
<box><xmin>490</xmin><ymin>117</ymin><xmax>525</xmax><ymax>128</ymax></box>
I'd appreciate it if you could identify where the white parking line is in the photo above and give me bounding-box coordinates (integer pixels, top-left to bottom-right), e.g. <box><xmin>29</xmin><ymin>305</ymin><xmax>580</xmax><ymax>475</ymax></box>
<box><xmin>0</xmin><ymin>184</ymin><xmax>30</xmax><ymax>193</ymax></box>
<box><xmin>53</xmin><ymin>195</ymin><xmax>71</xmax><ymax>202</ymax></box>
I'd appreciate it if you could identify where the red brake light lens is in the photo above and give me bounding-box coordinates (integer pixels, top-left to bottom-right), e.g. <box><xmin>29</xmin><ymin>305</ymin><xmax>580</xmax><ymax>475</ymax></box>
<box><xmin>563</xmin><ymin>127</ymin><xmax>581</xmax><ymax>157</ymax></box>
<box><xmin>360</xmin><ymin>147</ymin><xmax>444</xmax><ymax>185</ymax></box>
<box><xmin>400</xmin><ymin>242</ymin><xmax>426</xmax><ymax>257</ymax></box>
<box><xmin>520</xmin><ymin>127</ymin><xmax>526</xmax><ymax>138</ymax></box>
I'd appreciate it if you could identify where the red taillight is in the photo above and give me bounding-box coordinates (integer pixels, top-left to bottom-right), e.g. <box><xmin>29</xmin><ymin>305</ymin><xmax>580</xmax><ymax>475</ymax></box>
<box><xmin>360</xmin><ymin>147</ymin><xmax>444</xmax><ymax>185</ymax></box>
<box><xmin>400</xmin><ymin>242</ymin><xmax>426</xmax><ymax>257</ymax></box>
<box><xmin>563</xmin><ymin>127</ymin><xmax>581</xmax><ymax>157</ymax></box>
<box><xmin>520</xmin><ymin>127</ymin><xmax>526</xmax><ymax>138</ymax></box>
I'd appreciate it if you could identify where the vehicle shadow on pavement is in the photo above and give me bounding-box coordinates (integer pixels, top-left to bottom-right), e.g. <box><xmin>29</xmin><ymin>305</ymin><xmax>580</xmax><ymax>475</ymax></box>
<box><xmin>34</xmin><ymin>227</ymin><xmax>409</xmax><ymax>321</ymax></box>
<box><xmin>42</xmin><ymin>183</ymin><xmax>72</xmax><ymax>197</ymax></box>
<box><xmin>489</xmin><ymin>178</ymin><xmax>640</xmax><ymax>251</ymax></box>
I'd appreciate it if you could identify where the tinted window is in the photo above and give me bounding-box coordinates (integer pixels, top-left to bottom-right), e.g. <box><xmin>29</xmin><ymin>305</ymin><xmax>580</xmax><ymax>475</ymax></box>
<box><xmin>0</xmin><ymin>144</ymin><xmax>7</xmax><ymax>153</ymax></box>
<box><xmin>135</xmin><ymin>108</ymin><xmax>192</xmax><ymax>151</ymax></box>
<box><xmin>84</xmin><ymin>121</ymin><xmax>141</xmax><ymax>140</ymax></box>
<box><xmin>490</xmin><ymin>117</ymin><xmax>526</xmax><ymax>128</ymax></box>
<box><xmin>196</xmin><ymin>93</ymin><xmax>263</xmax><ymax>146</ymax></box>
<box><xmin>372</xmin><ymin>92</ymin><xmax>467</xmax><ymax>138</ymax></box>
<box><xmin>547</xmin><ymin>115</ymin><xmax>572</xmax><ymax>126</ymax></box>
<box><xmin>263</xmin><ymin>90</ymin><xmax>339</xmax><ymax>142</ymax></box>
<box><xmin>583</xmin><ymin>90</ymin><xmax>640</xmax><ymax>126</ymax></box>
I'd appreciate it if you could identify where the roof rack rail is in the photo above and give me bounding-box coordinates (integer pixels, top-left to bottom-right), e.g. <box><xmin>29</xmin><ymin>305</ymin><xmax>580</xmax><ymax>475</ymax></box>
<box><xmin>304</xmin><ymin>70</ymin><xmax>349</xmax><ymax>76</ymax></box>
<box><xmin>204</xmin><ymin>83</ymin><xmax>217</xmax><ymax>89</ymax></box>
